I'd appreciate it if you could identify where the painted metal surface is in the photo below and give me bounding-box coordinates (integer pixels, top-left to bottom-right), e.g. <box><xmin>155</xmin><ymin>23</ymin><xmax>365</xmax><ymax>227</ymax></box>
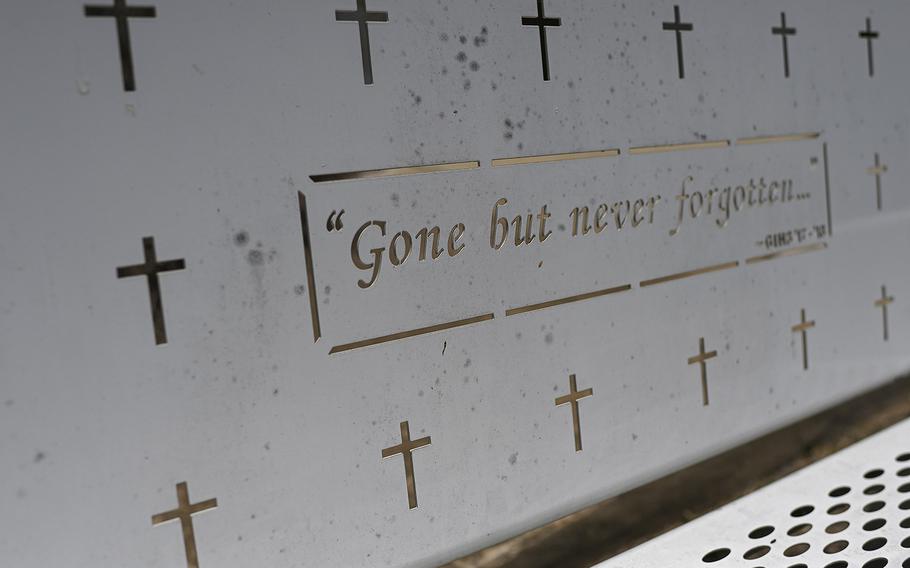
<box><xmin>0</xmin><ymin>1</ymin><xmax>908</xmax><ymax>566</ymax></box>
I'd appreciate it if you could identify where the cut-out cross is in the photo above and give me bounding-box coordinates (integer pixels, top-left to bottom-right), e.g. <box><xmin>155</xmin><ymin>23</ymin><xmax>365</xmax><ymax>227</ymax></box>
<box><xmin>381</xmin><ymin>420</ymin><xmax>431</xmax><ymax>509</ymax></box>
<box><xmin>791</xmin><ymin>309</ymin><xmax>816</xmax><ymax>371</ymax></box>
<box><xmin>662</xmin><ymin>5</ymin><xmax>693</xmax><ymax>79</ymax></box>
<box><xmin>84</xmin><ymin>0</ymin><xmax>156</xmax><ymax>92</ymax></box>
<box><xmin>117</xmin><ymin>236</ymin><xmax>185</xmax><ymax>345</ymax></box>
<box><xmin>772</xmin><ymin>12</ymin><xmax>797</xmax><ymax>78</ymax></box>
<box><xmin>522</xmin><ymin>0</ymin><xmax>561</xmax><ymax>81</ymax></box>
<box><xmin>554</xmin><ymin>374</ymin><xmax>593</xmax><ymax>452</ymax></box>
<box><xmin>151</xmin><ymin>482</ymin><xmax>218</xmax><ymax>568</ymax></box>
<box><xmin>866</xmin><ymin>153</ymin><xmax>888</xmax><ymax>211</ymax></box>
<box><xmin>859</xmin><ymin>18</ymin><xmax>879</xmax><ymax>77</ymax></box>
<box><xmin>687</xmin><ymin>337</ymin><xmax>717</xmax><ymax>406</ymax></box>
<box><xmin>874</xmin><ymin>285</ymin><xmax>895</xmax><ymax>342</ymax></box>
<box><xmin>335</xmin><ymin>0</ymin><xmax>389</xmax><ymax>85</ymax></box>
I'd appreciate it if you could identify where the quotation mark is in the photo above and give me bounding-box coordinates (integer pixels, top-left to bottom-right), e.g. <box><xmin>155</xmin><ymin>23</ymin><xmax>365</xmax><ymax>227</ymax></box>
<box><xmin>326</xmin><ymin>210</ymin><xmax>345</xmax><ymax>232</ymax></box>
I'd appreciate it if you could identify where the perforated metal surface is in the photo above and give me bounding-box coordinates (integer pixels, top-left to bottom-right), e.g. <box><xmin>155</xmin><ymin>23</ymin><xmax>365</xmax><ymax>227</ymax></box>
<box><xmin>599</xmin><ymin>419</ymin><xmax>910</xmax><ymax>567</ymax></box>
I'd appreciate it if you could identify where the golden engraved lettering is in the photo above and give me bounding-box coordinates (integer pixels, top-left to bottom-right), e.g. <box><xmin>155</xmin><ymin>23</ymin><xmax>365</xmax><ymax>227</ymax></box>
<box><xmin>389</xmin><ymin>231</ymin><xmax>413</xmax><ymax>266</ymax></box>
<box><xmin>613</xmin><ymin>200</ymin><xmax>630</xmax><ymax>229</ymax></box>
<box><xmin>733</xmin><ymin>185</ymin><xmax>746</xmax><ymax>211</ymax></box>
<box><xmin>490</xmin><ymin>198</ymin><xmax>549</xmax><ymax>248</ymax></box>
<box><xmin>671</xmin><ymin>175</ymin><xmax>800</xmax><ymax>234</ymax></box>
<box><xmin>632</xmin><ymin>199</ymin><xmax>646</xmax><ymax>227</ymax></box>
<box><xmin>570</xmin><ymin>206</ymin><xmax>592</xmax><ymax>236</ymax></box>
<box><xmin>715</xmin><ymin>187</ymin><xmax>732</xmax><ymax>227</ymax></box>
<box><xmin>352</xmin><ymin>219</ymin><xmax>469</xmax><ymax>288</ymax></box>
<box><xmin>689</xmin><ymin>191</ymin><xmax>703</xmax><ymax>218</ymax></box>
<box><xmin>594</xmin><ymin>203</ymin><xmax>609</xmax><ymax>233</ymax></box>
<box><xmin>647</xmin><ymin>195</ymin><xmax>661</xmax><ymax>223</ymax></box>
<box><xmin>704</xmin><ymin>188</ymin><xmax>716</xmax><ymax>215</ymax></box>
<box><xmin>573</xmin><ymin>195</ymin><xmax>661</xmax><ymax>238</ymax></box>
<box><xmin>537</xmin><ymin>205</ymin><xmax>552</xmax><ymax>242</ymax></box>
<box><xmin>351</xmin><ymin>220</ymin><xmax>386</xmax><ymax>289</ymax></box>
<box><xmin>490</xmin><ymin>198</ymin><xmax>509</xmax><ymax>250</ymax></box>
<box><xmin>511</xmin><ymin>212</ymin><xmax>535</xmax><ymax>246</ymax></box>
<box><xmin>669</xmin><ymin>176</ymin><xmax>694</xmax><ymax>236</ymax></box>
<box><xmin>332</xmin><ymin>132</ymin><xmax>826</xmax><ymax>336</ymax></box>
<box><xmin>447</xmin><ymin>223</ymin><xmax>466</xmax><ymax>256</ymax></box>
<box><xmin>414</xmin><ymin>226</ymin><xmax>443</xmax><ymax>261</ymax></box>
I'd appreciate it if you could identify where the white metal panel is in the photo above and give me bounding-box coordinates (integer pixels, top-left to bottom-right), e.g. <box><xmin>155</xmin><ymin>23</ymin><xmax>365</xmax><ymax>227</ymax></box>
<box><xmin>599</xmin><ymin>419</ymin><xmax>910</xmax><ymax>567</ymax></box>
<box><xmin>0</xmin><ymin>1</ymin><xmax>908</xmax><ymax>567</ymax></box>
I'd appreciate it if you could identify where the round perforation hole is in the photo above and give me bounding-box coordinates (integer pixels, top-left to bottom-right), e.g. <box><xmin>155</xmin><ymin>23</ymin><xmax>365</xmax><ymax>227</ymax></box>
<box><xmin>788</xmin><ymin>523</ymin><xmax>812</xmax><ymax>536</ymax></box>
<box><xmin>863</xmin><ymin>537</ymin><xmax>887</xmax><ymax>551</ymax></box>
<box><xmin>865</xmin><ymin>468</ymin><xmax>885</xmax><ymax>479</ymax></box>
<box><xmin>900</xmin><ymin>482</ymin><xmax>910</xmax><ymax>493</ymax></box>
<box><xmin>864</xmin><ymin>518</ymin><xmax>887</xmax><ymax>531</ymax></box>
<box><xmin>823</xmin><ymin>539</ymin><xmax>849</xmax><ymax>554</ymax></box>
<box><xmin>903</xmin><ymin>558</ymin><xmax>910</xmax><ymax>568</ymax></box>
<box><xmin>863</xmin><ymin>559</ymin><xmax>888</xmax><ymax>568</ymax></box>
<box><xmin>827</xmin><ymin>503</ymin><xmax>850</xmax><ymax>515</ymax></box>
<box><xmin>904</xmin><ymin>535</ymin><xmax>910</xmax><ymax>548</ymax></box>
<box><xmin>864</xmin><ymin>484</ymin><xmax>885</xmax><ymax>495</ymax></box>
<box><xmin>825</xmin><ymin>520</ymin><xmax>849</xmax><ymax>534</ymax></box>
<box><xmin>783</xmin><ymin>542</ymin><xmax>810</xmax><ymax>557</ymax></box>
<box><xmin>701</xmin><ymin>548</ymin><xmax>730</xmax><ymax>563</ymax></box>
<box><xmin>790</xmin><ymin>505</ymin><xmax>814</xmax><ymax>517</ymax></box>
<box><xmin>898</xmin><ymin>452</ymin><xmax>910</xmax><ymax>462</ymax></box>
<box><xmin>748</xmin><ymin>525</ymin><xmax>774</xmax><ymax>539</ymax></box>
<box><xmin>899</xmin><ymin>467</ymin><xmax>910</xmax><ymax>477</ymax></box>
<box><xmin>825</xmin><ymin>562</ymin><xmax>848</xmax><ymax>568</ymax></box>
<box><xmin>829</xmin><ymin>486</ymin><xmax>851</xmax><ymax>497</ymax></box>
<box><xmin>864</xmin><ymin>500</ymin><xmax>886</xmax><ymax>512</ymax></box>
<box><xmin>900</xmin><ymin>498</ymin><xmax>910</xmax><ymax>510</ymax></box>
<box><xmin>743</xmin><ymin>545</ymin><xmax>770</xmax><ymax>560</ymax></box>
<box><xmin>901</xmin><ymin>516</ymin><xmax>910</xmax><ymax>529</ymax></box>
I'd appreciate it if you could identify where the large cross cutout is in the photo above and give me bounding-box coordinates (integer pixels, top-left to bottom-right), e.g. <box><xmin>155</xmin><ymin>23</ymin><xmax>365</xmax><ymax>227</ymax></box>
<box><xmin>554</xmin><ymin>374</ymin><xmax>593</xmax><ymax>452</ymax></box>
<box><xmin>381</xmin><ymin>420</ymin><xmax>431</xmax><ymax>509</ymax></box>
<box><xmin>687</xmin><ymin>337</ymin><xmax>717</xmax><ymax>406</ymax></box>
<box><xmin>84</xmin><ymin>0</ymin><xmax>156</xmax><ymax>92</ymax></box>
<box><xmin>867</xmin><ymin>152</ymin><xmax>888</xmax><ymax>211</ymax></box>
<box><xmin>117</xmin><ymin>236</ymin><xmax>185</xmax><ymax>345</ymax></box>
<box><xmin>874</xmin><ymin>285</ymin><xmax>895</xmax><ymax>342</ymax></box>
<box><xmin>522</xmin><ymin>0</ymin><xmax>561</xmax><ymax>81</ymax></box>
<box><xmin>335</xmin><ymin>0</ymin><xmax>389</xmax><ymax>85</ymax></box>
<box><xmin>151</xmin><ymin>482</ymin><xmax>218</xmax><ymax>568</ymax></box>
<box><xmin>772</xmin><ymin>12</ymin><xmax>797</xmax><ymax>78</ymax></box>
<box><xmin>662</xmin><ymin>5</ymin><xmax>693</xmax><ymax>79</ymax></box>
<box><xmin>859</xmin><ymin>18</ymin><xmax>879</xmax><ymax>77</ymax></box>
<box><xmin>791</xmin><ymin>309</ymin><xmax>816</xmax><ymax>371</ymax></box>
